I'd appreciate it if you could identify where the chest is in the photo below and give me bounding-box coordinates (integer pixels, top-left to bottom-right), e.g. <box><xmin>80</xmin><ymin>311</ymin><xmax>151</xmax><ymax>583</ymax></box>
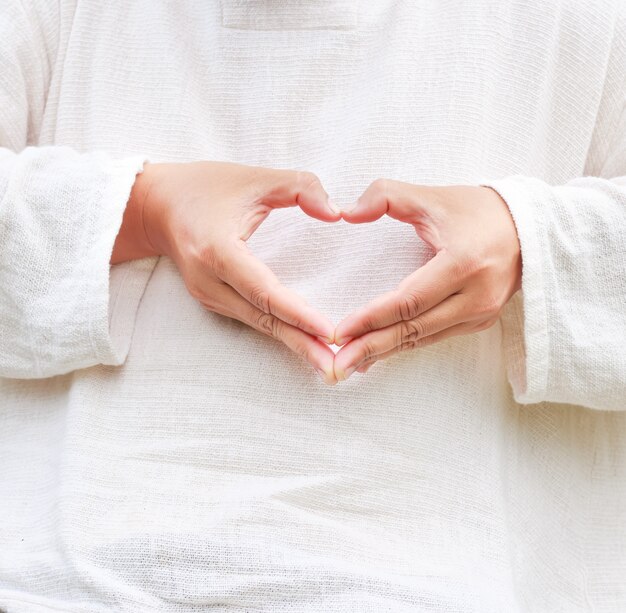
<box><xmin>42</xmin><ymin>0</ymin><xmax>613</xmax><ymax>187</ymax></box>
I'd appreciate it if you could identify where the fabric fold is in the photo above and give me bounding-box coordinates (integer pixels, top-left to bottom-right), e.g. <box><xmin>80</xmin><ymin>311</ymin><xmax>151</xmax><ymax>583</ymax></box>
<box><xmin>0</xmin><ymin>146</ymin><xmax>154</xmax><ymax>378</ymax></box>
<box><xmin>479</xmin><ymin>173</ymin><xmax>626</xmax><ymax>411</ymax></box>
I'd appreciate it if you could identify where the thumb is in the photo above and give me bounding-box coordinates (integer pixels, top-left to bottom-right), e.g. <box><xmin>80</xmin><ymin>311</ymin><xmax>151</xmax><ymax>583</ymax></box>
<box><xmin>341</xmin><ymin>178</ymin><xmax>429</xmax><ymax>224</ymax></box>
<box><xmin>262</xmin><ymin>169</ymin><xmax>341</xmax><ymax>222</ymax></box>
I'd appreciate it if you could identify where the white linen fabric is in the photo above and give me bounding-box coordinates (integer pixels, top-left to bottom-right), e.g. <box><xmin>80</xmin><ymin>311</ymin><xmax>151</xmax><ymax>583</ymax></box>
<box><xmin>1</xmin><ymin>1</ymin><xmax>625</xmax><ymax>611</ymax></box>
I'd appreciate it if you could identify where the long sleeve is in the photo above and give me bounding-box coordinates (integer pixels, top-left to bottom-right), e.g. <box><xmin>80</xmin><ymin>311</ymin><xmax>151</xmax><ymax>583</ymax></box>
<box><xmin>476</xmin><ymin>5</ymin><xmax>626</xmax><ymax>412</ymax></box>
<box><xmin>480</xmin><ymin>102</ymin><xmax>626</xmax><ymax>411</ymax></box>
<box><xmin>0</xmin><ymin>1</ymin><xmax>154</xmax><ymax>379</ymax></box>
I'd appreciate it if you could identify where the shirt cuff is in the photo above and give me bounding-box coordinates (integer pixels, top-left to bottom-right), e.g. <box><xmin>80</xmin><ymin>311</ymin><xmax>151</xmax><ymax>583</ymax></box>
<box><xmin>478</xmin><ymin>175</ymin><xmax>552</xmax><ymax>405</ymax></box>
<box><xmin>87</xmin><ymin>155</ymin><xmax>158</xmax><ymax>367</ymax></box>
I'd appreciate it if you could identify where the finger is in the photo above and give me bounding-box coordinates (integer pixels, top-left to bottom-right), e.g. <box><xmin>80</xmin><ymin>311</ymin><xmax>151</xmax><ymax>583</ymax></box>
<box><xmin>338</xmin><ymin>321</ymin><xmax>479</xmax><ymax>381</ymax></box>
<box><xmin>349</xmin><ymin>318</ymin><xmax>497</xmax><ymax>376</ymax></box>
<box><xmin>341</xmin><ymin>178</ymin><xmax>435</xmax><ymax>224</ymax></box>
<box><xmin>334</xmin><ymin>294</ymin><xmax>467</xmax><ymax>380</ymax></box>
<box><xmin>334</xmin><ymin>250</ymin><xmax>459</xmax><ymax>345</ymax></box>
<box><xmin>262</xmin><ymin>169</ymin><xmax>341</xmax><ymax>222</ymax></box>
<box><xmin>220</xmin><ymin>242</ymin><xmax>336</xmax><ymax>343</ymax></box>
<box><xmin>208</xmin><ymin>282</ymin><xmax>337</xmax><ymax>385</ymax></box>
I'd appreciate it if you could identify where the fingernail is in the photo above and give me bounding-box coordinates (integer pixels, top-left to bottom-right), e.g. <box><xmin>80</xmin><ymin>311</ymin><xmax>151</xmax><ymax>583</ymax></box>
<box><xmin>317</xmin><ymin>335</ymin><xmax>334</xmax><ymax>345</ymax></box>
<box><xmin>342</xmin><ymin>366</ymin><xmax>356</xmax><ymax>381</ymax></box>
<box><xmin>335</xmin><ymin>335</ymin><xmax>353</xmax><ymax>346</ymax></box>
<box><xmin>327</xmin><ymin>199</ymin><xmax>341</xmax><ymax>215</ymax></box>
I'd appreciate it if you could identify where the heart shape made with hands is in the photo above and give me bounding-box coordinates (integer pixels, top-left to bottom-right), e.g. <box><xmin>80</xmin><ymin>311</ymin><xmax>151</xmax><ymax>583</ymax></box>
<box><xmin>136</xmin><ymin>161</ymin><xmax>516</xmax><ymax>385</ymax></box>
<box><xmin>128</xmin><ymin>161</ymin><xmax>518</xmax><ymax>385</ymax></box>
<box><xmin>262</xmin><ymin>177</ymin><xmax>521</xmax><ymax>386</ymax></box>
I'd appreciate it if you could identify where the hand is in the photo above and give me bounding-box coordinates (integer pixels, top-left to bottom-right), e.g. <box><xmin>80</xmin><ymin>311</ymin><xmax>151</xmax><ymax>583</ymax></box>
<box><xmin>333</xmin><ymin>180</ymin><xmax>522</xmax><ymax>381</ymax></box>
<box><xmin>113</xmin><ymin>161</ymin><xmax>342</xmax><ymax>383</ymax></box>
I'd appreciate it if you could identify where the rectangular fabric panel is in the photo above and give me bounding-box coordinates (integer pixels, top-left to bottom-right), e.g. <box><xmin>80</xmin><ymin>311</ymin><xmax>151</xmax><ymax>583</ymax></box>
<box><xmin>220</xmin><ymin>0</ymin><xmax>358</xmax><ymax>30</ymax></box>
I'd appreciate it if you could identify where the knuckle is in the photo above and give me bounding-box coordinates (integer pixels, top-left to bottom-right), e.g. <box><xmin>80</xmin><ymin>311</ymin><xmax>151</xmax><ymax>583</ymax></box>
<box><xmin>363</xmin><ymin>318</ymin><xmax>378</xmax><ymax>334</ymax></box>
<box><xmin>400</xmin><ymin>337</ymin><xmax>429</xmax><ymax>352</ymax></box>
<box><xmin>370</xmin><ymin>178</ymin><xmax>389</xmax><ymax>198</ymax></box>
<box><xmin>360</xmin><ymin>339</ymin><xmax>377</xmax><ymax>360</ymax></box>
<box><xmin>254</xmin><ymin>311</ymin><xmax>282</xmax><ymax>337</ymax></box>
<box><xmin>358</xmin><ymin>315</ymin><xmax>378</xmax><ymax>335</ymax></box>
<box><xmin>400</xmin><ymin>318</ymin><xmax>426</xmax><ymax>343</ymax></box>
<box><xmin>396</xmin><ymin>292</ymin><xmax>426</xmax><ymax>321</ymax></box>
<box><xmin>286</xmin><ymin>312</ymin><xmax>303</xmax><ymax>329</ymax></box>
<box><xmin>399</xmin><ymin>340</ymin><xmax>419</xmax><ymax>352</ymax></box>
<box><xmin>393</xmin><ymin>324</ymin><xmax>404</xmax><ymax>347</ymax></box>
<box><xmin>298</xmin><ymin>170</ymin><xmax>322</xmax><ymax>191</ymax></box>
<box><xmin>249</xmin><ymin>286</ymin><xmax>272</xmax><ymax>313</ymax></box>
<box><xmin>290</xmin><ymin>338</ymin><xmax>311</xmax><ymax>360</ymax></box>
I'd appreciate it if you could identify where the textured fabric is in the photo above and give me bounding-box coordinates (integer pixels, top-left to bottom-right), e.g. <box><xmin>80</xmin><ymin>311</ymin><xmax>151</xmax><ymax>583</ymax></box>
<box><xmin>479</xmin><ymin>174</ymin><xmax>626</xmax><ymax>410</ymax></box>
<box><xmin>0</xmin><ymin>1</ymin><xmax>625</xmax><ymax>611</ymax></box>
<box><xmin>0</xmin><ymin>146</ymin><xmax>149</xmax><ymax>377</ymax></box>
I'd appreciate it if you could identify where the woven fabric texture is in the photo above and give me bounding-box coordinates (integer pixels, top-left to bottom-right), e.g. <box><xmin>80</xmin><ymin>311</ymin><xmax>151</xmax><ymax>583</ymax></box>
<box><xmin>1</xmin><ymin>1</ymin><xmax>625</xmax><ymax>611</ymax></box>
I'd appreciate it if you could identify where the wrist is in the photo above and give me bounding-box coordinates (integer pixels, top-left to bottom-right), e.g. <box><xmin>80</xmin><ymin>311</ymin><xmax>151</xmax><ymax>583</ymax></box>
<box><xmin>480</xmin><ymin>185</ymin><xmax>523</xmax><ymax>293</ymax></box>
<box><xmin>111</xmin><ymin>162</ymin><xmax>162</xmax><ymax>264</ymax></box>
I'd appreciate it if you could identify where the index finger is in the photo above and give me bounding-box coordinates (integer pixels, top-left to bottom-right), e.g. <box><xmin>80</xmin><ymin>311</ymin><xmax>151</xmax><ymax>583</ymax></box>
<box><xmin>334</xmin><ymin>250</ymin><xmax>460</xmax><ymax>345</ymax></box>
<box><xmin>221</xmin><ymin>241</ymin><xmax>336</xmax><ymax>343</ymax></box>
<box><xmin>341</xmin><ymin>178</ymin><xmax>436</xmax><ymax>225</ymax></box>
<box><xmin>262</xmin><ymin>169</ymin><xmax>341</xmax><ymax>222</ymax></box>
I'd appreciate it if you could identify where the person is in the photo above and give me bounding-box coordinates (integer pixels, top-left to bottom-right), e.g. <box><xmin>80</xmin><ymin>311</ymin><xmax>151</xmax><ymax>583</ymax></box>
<box><xmin>0</xmin><ymin>0</ymin><xmax>625</xmax><ymax>611</ymax></box>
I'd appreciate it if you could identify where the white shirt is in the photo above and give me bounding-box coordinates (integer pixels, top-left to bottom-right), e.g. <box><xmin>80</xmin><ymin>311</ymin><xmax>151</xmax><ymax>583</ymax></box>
<box><xmin>1</xmin><ymin>1</ymin><xmax>625</xmax><ymax>611</ymax></box>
